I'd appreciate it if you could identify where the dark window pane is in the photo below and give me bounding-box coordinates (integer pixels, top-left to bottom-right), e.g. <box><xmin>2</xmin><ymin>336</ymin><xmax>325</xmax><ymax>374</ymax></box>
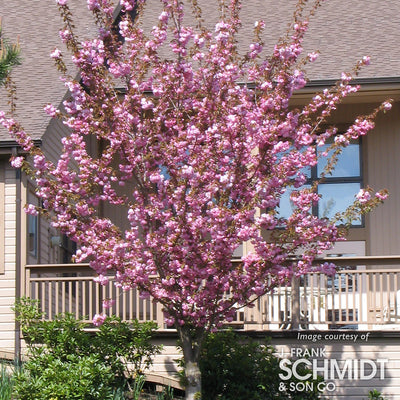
<box><xmin>28</xmin><ymin>214</ymin><xmax>38</xmax><ymax>257</ymax></box>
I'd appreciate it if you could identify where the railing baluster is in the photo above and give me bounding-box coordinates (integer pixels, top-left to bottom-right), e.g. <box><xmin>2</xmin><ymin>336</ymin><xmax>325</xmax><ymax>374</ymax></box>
<box><xmin>61</xmin><ymin>281</ymin><xmax>65</xmax><ymax>314</ymax></box>
<box><xmin>129</xmin><ymin>288</ymin><xmax>134</xmax><ymax>320</ymax></box>
<box><xmin>309</xmin><ymin>273</ymin><xmax>315</xmax><ymax>325</ymax></box>
<box><xmin>22</xmin><ymin>259</ymin><xmax>400</xmax><ymax>331</ymax></box>
<box><xmin>121</xmin><ymin>287</ymin><xmax>126</xmax><ymax>322</ymax></box>
<box><xmin>75</xmin><ymin>280</ymin><xmax>80</xmax><ymax>319</ymax></box>
<box><xmin>115</xmin><ymin>284</ymin><xmax>120</xmax><ymax>319</ymax></box>
<box><xmin>356</xmin><ymin>271</ymin><xmax>360</xmax><ymax>323</ymax></box>
<box><xmin>323</xmin><ymin>274</ymin><xmax>329</xmax><ymax>325</ymax></box>
<box><xmin>345</xmin><ymin>271</ymin><xmax>349</xmax><ymax>323</ymax></box>
<box><xmin>88</xmin><ymin>280</ymin><xmax>93</xmax><ymax>321</ymax></box>
<box><xmin>95</xmin><ymin>283</ymin><xmax>100</xmax><ymax>315</ymax></box>
<box><xmin>318</xmin><ymin>273</ymin><xmax>322</xmax><ymax>324</ymax></box>
<box><xmin>380</xmin><ymin>272</ymin><xmax>385</xmax><ymax>320</ymax></box>
<box><xmin>82</xmin><ymin>281</ymin><xmax>86</xmax><ymax>321</ymax></box>
<box><xmin>156</xmin><ymin>300</ymin><xmax>164</xmax><ymax>329</ymax></box>
<box><xmin>48</xmin><ymin>281</ymin><xmax>52</xmax><ymax>320</ymax></box>
<box><xmin>372</xmin><ymin>273</ymin><xmax>377</xmax><ymax>323</ymax></box>
<box><xmin>55</xmin><ymin>281</ymin><xmax>59</xmax><ymax>318</ymax></box>
<box><xmin>69</xmin><ymin>279</ymin><xmax>72</xmax><ymax>314</ymax></box>
<box><xmin>395</xmin><ymin>273</ymin><xmax>399</xmax><ymax>321</ymax></box>
<box><xmin>339</xmin><ymin>272</ymin><xmax>343</xmax><ymax>324</ymax></box>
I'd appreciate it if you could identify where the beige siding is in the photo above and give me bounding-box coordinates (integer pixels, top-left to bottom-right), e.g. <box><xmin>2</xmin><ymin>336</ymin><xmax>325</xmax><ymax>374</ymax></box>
<box><xmin>148</xmin><ymin>337</ymin><xmax>183</xmax><ymax>377</ymax></box>
<box><xmin>365</xmin><ymin>102</ymin><xmax>400</xmax><ymax>255</ymax></box>
<box><xmin>0</xmin><ymin>165</ymin><xmax>4</xmax><ymax>275</ymax></box>
<box><xmin>274</xmin><ymin>336</ymin><xmax>400</xmax><ymax>400</ymax></box>
<box><xmin>310</xmin><ymin>99</ymin><xmax>400</xmax><ymax>256</ymax></box>
<box><xmin>41</xmin><ymin>117</ymin><xmax>68</xmax><ymax>166</ymax></box>
<box><xmin>0</xmin><ymin>164</ymin><xmax>17</xmax><ymax>355</ymax></box>
<box><xmin>137</xmin><ymin>334</ymin><xmax>400</xmax><ymax>399</ymax></box>
<box><xmin>39</xmin><ymin>118</ymin><xmax>72</xmax><ymax>265</ymax></box>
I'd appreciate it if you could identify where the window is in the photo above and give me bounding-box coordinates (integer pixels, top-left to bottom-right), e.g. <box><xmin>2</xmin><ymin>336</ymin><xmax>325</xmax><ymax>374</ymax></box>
<box><xmin>28</xmin><ymin>214</ymin><xmax>38</xmax><ymax>257</ymax></box>
<box><xmin>278</xmin><ymin>139</ymin><xmax>362</xmax><ymax>226</ymax></box>
<box><xmin>316</xmin><ymin>139</ymin><xmax>362</xmax><ymax>224</ymax></box>
<box><xmin>61</xmin><ymin>235</ymin><xmax>77</xmax><ymax>264</ymax></box>
<box><xmin>27</xmin><ymin>189</ymin><xmax>39</xmax><ymax>259</ymax></box>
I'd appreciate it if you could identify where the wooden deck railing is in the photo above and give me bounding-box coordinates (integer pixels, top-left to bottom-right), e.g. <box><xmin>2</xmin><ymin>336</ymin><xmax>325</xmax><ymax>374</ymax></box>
<box><xmin>24</xmin><ymin>256</ymin><xmax>400</xmax><ymax>331</ymax></box>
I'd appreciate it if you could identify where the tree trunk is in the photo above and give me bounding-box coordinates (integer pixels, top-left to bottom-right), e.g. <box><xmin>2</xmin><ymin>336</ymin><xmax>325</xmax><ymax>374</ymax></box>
<box><xmin>185</xmin><ymin>359</ymin><xmax>201</xmax><ymax>400</ymax></box>
<box><xmin>178</xmin><ymin>326</ymin><xmax>204</xmax><ymax>400</ymax></box>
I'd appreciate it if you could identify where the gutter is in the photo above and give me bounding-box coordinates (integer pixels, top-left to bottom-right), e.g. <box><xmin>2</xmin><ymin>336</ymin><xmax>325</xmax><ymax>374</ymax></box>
<box><xmin>0</xmin><ymin>139</ymin><xmax>42</xmax><ymax>153</ymax></box>
<box><xmin>12</xmin><ymin>146</ymin><xmax>22</xmax><ymax>364</ymax></box>
<box><xmin>304</xmin><ymin>76</ymin><xmax>400</xmax><ymax>88</ymax></box>
<box><xmin>292</xmin><ymin>76</ymin><xmax>400</xmax><ymax>104</ymax></box>
<box><xmin>116</xmin><ymin>76</ymin><xmax>400</xmax><ymax>97</ymax></box>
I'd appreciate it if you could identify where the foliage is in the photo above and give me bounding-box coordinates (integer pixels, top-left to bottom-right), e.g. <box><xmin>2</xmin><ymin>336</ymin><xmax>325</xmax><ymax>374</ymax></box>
<box><xmin>129</xmin><ymin>374</ymin><xmax>146</xmax><ymax>400</ymax></box>
<box><xmin>1</xmin><ymin>0</ymin><xmax>392</xmax><ymax>398</ymax></box>
<box><xmin>367</xmin><ymin>389</ymin><xmax>388</xmax><ymax>400</ymax></box>
<box><xmin>156</xmin><ymin>386</ymin><xmax>175</xmax><ymax>400</ymax></box>
<box><xmin>0</xmin><ymin>20</ymin><xmax>21</xmax><ymax>85</ymax></box>
<box><xmin>13</xmin><ymin>297</ymin><xmax>161</xmax><ymax>399</ymax></box>
<box><xmin>195</xmin><ymin>330</ymin><xmax>323</xmax><ymax>400</ymax></box>
<box><xmin>13</xmin><ymin>353</ymin><xmax>118</xmax><ymax>400</ymax></box>
<box><xmin>12</xmin><ymin>297</ymin><xmax>45</xmax><ymax>345</ymax></box>
<box><xmin>96</xmin><ymin>315</ymin><xmax>160</xmax><ymax>375</ymax></box>
<box><xmin>0</xmin><ymin>363</ymin><xmax>16</xmax><ymax>400</ymax></box>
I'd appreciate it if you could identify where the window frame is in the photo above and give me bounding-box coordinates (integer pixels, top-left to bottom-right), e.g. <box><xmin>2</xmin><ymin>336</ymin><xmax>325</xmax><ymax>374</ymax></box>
<box><xmin>312</xmin><ymin>137</ymin><xmax>364</xmax><ymax>227</ymax></box>
<box><xmin>27</xmin><ymin>187</ymin><xmax>40</xmax><ymax>259</ymax></box>
<box><xmin>277</xmin><ymin>137</ymin><xmax>364</xmax><ymax>228</ymax></box>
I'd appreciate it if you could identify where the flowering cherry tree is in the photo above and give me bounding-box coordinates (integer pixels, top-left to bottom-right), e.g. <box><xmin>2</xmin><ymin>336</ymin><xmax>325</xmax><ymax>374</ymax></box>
<box><xmin>1</xmin><ymin>0</ymin><xmax>390</xmax><ymax>397</ymax></box>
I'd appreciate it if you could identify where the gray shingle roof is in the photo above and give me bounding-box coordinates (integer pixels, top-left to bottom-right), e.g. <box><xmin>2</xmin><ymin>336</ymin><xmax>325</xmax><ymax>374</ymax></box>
<box><xmin>1</xmin><ymin>0</ymin><xmax>399</xmax><ymax>143</ymax></box>
<box><xmin>0</xmin><ymin>0</ymin><xmax>103</xmax><ymax>142</ymax></box>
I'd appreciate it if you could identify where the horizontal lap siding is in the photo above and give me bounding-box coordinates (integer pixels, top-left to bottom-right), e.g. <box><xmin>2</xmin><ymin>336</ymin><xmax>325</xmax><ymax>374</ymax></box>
<box><xmin>0</xmin><ymin>164</ymin><xmax>17</xmax><ymax>355</ymax></box>
<box><xmin>37</xmin><ymin>119</ymin><xmax>67</xmax><ymax>265</ymax></box>
<box><xmin>129</xmin><ymin>335</ymin><xmax>400</xmax><ymax>399</ymax></box>
<box><xmin>273</xmin><ymin>337</ymin><xmax>400</xmax><ymax>400</ymax></box>
<box><xmin>148</xmin><ymin>337</ymin><xmax>183</xmax><ymax>376</ymax></box>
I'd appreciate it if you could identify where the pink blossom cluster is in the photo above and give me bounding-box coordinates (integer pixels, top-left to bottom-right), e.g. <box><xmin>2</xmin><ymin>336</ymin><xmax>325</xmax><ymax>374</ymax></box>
<box><xmin>356</xmin><ymin>188</ymin><xmax>372</xmax><ymax>204</ymax></box>
<box><xmin>93</xmin><ymin>313</ymin><xmax>107</xmax><ymax>326</ymax></box>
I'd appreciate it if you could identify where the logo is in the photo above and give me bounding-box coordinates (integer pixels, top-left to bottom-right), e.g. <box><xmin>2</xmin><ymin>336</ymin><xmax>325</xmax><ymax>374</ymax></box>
<box><xmin>278</xmin><ymin>345</ymin><xmax>388</xmax><ymax>394</ymax></box>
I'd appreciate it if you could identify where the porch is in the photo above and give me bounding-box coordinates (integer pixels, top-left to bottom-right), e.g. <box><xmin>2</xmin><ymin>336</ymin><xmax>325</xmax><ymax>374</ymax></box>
<box><xmin>24</xmin><ymin>256</ymin><xmax>400</xmax><ymax>331</ymax></box>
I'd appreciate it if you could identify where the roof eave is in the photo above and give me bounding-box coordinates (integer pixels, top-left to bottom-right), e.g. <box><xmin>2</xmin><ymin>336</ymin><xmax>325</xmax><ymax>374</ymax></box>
<box><xmin>0</xmin><ymin>139</ymin><xmax>42</xmax><ymax>155</ymax></box>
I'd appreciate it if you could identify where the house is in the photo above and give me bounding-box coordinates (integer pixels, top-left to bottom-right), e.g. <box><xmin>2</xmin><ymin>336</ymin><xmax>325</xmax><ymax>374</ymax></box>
<box><xmin>1</xmin><ymin>1</ymin><xmax>400</xmax><ymax>398</ymax></box>
<box><xmin>0</xmin><ymin>0</ymin><xmax>102</xmax><ymax>359</ymax></box>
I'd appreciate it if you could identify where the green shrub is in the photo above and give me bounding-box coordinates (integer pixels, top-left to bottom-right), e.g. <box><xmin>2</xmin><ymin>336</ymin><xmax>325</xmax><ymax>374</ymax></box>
<box><xmin>367</xmin><ymin>389</ymin><xmax>388</xmax><ymax>400</ymax></box>
<box><xmin>0</xmin><ymin>363</ymin><xmax>15</xmax><ymax>400</ymax></box>
<box><xmin>198</xmin><ymin>330</ymin><xmax>324</xmax><ymax>400</ymax></box>
<box><xmin>13</xmin><ymin>353</ymin><xmax>116</xmax><ymax>400</ymax></box>
<box><xmin>13</xmin><ymin>297</ymin><xmax>161</xmax><ymax>400</ymax></box>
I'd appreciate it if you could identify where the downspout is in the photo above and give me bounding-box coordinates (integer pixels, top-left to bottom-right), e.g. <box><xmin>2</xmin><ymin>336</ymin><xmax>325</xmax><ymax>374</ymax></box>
<box><xmin>13</xmin><ymin>146</ymin><xmax>22</xmax><ymax>364</ymax></box>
